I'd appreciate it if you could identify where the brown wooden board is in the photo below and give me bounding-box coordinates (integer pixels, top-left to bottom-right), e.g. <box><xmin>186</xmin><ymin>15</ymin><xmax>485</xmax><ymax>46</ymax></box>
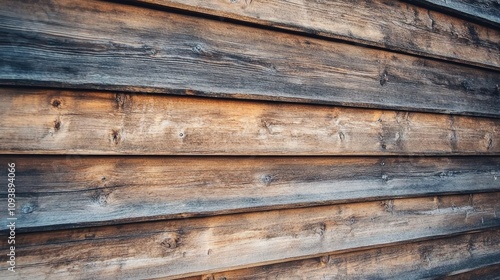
<box><xmin>1</xmin><ymin>88</ymin><xmax>499</xmax><ymax>155</ymax></box>
<box><xmin>439</xmin><ymin>263</ymin><xmax>500</xmax><ymax>280</ymax></box>
<box><xmin>406</xmin><ymin>0</ymin><xmax>500</xmax><ymax>28</ymax></box>
<box><xmin>1</xmin><ymin>0</ymin><xmax>500</xmax><ymax>117</ymax></box>
<box><xmin>0</xmin><ymin>193</ymin><xmax>499</xmax><ymax>279</ymax></box>
<box><xmin>132</xmin><ymin>0</ymin><xmax>500</xmax><ymax>70</ymax></box>
<box><xmin>179</xmin><ymin>229</ymin><xmax>500</xmax><ymax>280</ymax></box>
<box><xmin>0</xmin><ymin>156</ymin><xmax>499</xmax><ymax>232</ymax></box>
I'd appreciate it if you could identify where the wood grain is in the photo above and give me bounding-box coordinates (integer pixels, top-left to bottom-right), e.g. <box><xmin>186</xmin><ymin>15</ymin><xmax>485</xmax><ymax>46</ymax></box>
<box><xmin>1</xmin><ymin>156</ymin><xmax>499</xmax><ymax>232</ymax></box>
<box><xmin>0</xmin><ymin>193</ymin><xmax>499</xmax><ymax>279</ymax></box>
<box><xmin>1</xmin><ymin>0</ymin><xmax>500</xmax><ymax>117</ymax></box>
<box><xmin>133</xmin><ymin>0</ymin><xmax>500</xmax><ymax>70</ymax></box>
<box><xmin>406</xmin><ymin>0</ymin><xmax>500</xmax><ymax>28</ymax></box>
<box><xmin>440</xmin><ymin>263</ymin><xmax>500</xmax><ymax>280</ymax></box>
<box><xmin>1</xmin><ymin>88</ymin><xmax>499</xmax><ymax>155</ymax></box>
<box><xmin>179</xmin><ymin>229</ymin><xmax>500</xmax><ymax>280</ymax></box>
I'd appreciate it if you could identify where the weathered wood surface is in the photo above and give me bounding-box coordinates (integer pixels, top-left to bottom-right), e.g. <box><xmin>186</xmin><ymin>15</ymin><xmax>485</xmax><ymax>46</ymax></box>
<box><xmin>0</xmin><ymin>88</ymin><xmax>499</xmax><ymax>155</ymax></box>
<box><xmin>439</xmin><ymin>263</ymin><xmax>500</xmax><ymax>280</ymax></box>
<box><xmin>0</xmin><ymin>193</ymin><xmax>498</xmax><ymax>279</ymax></box>
<box><xmin>407</xmin><ymin>0</ymin><xmax>500</xmax><ymax>28</ymax></box>
<box><xmin>1</xmin><ymin>156</ymin><xmax>499</xmax><ymax>232</ymax></box>
<box><xmin>1</xmin><ymin>1</ymin><xmax>500</xmax><ymax>118</ymax></box>
<box><xmin>133</xmin><ymin>0</ymin><xmax>500</xmax><ymax>70</ymax></box>
<box><xmin>179</xmin><ymin>229</ymin><xmax>500</xmax><ymax>280</ymax></box>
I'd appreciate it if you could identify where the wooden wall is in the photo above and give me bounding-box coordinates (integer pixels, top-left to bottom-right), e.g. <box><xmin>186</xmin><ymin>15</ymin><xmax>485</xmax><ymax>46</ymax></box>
<box><xmin>0</xmin><ymin>0</ymin><xmax>499</xmax><ymax>279</ymax></box>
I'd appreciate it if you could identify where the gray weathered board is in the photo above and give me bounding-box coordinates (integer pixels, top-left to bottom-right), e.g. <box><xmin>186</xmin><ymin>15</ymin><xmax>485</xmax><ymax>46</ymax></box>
<box><xmin>133</xmin><ymin>0</ymin><xmax>500</xmax><ymax>69</ymax></box>
<box><xmin>1</xmin><ymin>0</ymin><xmax>499</xmax><ymax>117</ymax></box>
<box><xmin>0</xmin><ymin>156</ymin><xmax>498</xmax><ymax>231</ymax></box>
<box><xmin>406</xmin><ymin>0</ymin><xmax>500</xmax><ymax>28</ymax></box>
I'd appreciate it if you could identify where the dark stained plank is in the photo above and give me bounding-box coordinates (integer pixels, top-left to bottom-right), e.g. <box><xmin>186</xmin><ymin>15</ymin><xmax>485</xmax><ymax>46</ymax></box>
<box><xmin>179</xmin><ymin>229</ymin><xmax>500</xmax><ymax>280</ymax></box>
<box><xmin>439</xmin><ymin>263</ymin><xmax>500</xmax><ymax>280</ymax></box>
<box><xmin>406</xmin><ymin>0</ymin><xmax>500</xmax><ymax>28</ymax></box>
<box><xmin>1</xmin><ymin>0</ymin><xmax>500</xmax><ymax>118</ymax></box>
<box><xmin>133</xmin><ymin>0</ymin><xmax>500</xmax><ymax>70</ymax></box>
<box><xmin>0</xmin><ymin>193</ymin><xmax>499</xmax><ymax>279</ymax></box>
<box><xmin>0</xmin><ymin>88</ymin><xmax>499</xmax><ymax>155</ymax></box>
<box><xmin>1</xmin><ymin>156</ymin><xmax>499</xmax><ymax>232</ymax></box>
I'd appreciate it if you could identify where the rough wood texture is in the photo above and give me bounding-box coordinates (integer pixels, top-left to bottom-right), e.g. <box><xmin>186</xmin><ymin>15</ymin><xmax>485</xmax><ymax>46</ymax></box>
<box><xmin>440</xmin><ymin>263</ymin><xmax>500</xmax><ymax>280</ymax></box>
<box><xmin>1</xmin><ymin>1</ymin><xmax>500</xmax><ymax>118</ymax></box>
<box><xmin>0</xmin><ymin>88</ymin><xmax>499</xmax><ymax>155</ymax></box>
<box><xmin>178</xmin><ymin>229</ymin><xmax>500</xmax><ymax>280</ymax></box>
<box><xmin>407</xmin><ymin>0</ymin><xmax>500</xmax><ymax>28</ymax></box>
<box><xmin>1</xmin><ymin>156</ymin><xmax>499</xmax><ymax>232</ymax></box>
<box><xmin>0</xmin><ymin>193</ymin><xmax>499</xmax><ymax>279</ymax></box>
<box><xmin>134</xmin><ymin>0</ymin><xmax>500</xmax><ymax>70</ymax></box>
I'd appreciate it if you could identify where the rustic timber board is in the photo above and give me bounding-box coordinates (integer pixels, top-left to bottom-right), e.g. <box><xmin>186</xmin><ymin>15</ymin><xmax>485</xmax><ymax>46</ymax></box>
<box><xmin>406</xmin><ymin>0</ymin><xmax>500</xmax><ymax>28</ymax></box>
<box><xmin>0</xmin><ymin>88</ymin><xmax>499</xmax><ymax>155</ymax></box>
<box><xmin>439</xmin><ymin>263</ymin><xmax>500</xmax><ymax>280</ymax></box>
<box><xmin>131</xmin><ymin>0</ymin><xmax>500</xmax><ymax>70</ymax></box>
<box><xmin>1</xmin><ymin>0</ymin><xmax>500</xmax><ymax>117</ymax></box>
<box><xmin>178</xmin><ymin>229</ymin><xmax>500</xmax><ymax>280</ymax></box>
<box><xmin>0</xmin><ymin>156</ymin><xmax>499</xmax><ymax>232</ymax></box>
<box><xmin>0</xmin><ymin>192</ymin><xmax>498</xmax><ymax>279</ymax></box>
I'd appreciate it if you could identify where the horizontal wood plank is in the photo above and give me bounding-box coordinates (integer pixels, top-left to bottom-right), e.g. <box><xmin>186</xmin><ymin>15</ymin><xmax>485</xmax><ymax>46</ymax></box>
<box><xmin>439</xmin><ymin>263</ymin><xmax>500</xmax><ymax>280</ymax></box>
<box><xmin>1</xmin><ymin>0</ymin><xmax>500</xmax><ymax>117</ymax></box>
<box><xmin>133</xmin><ymin>0</ymin><xmax>500</xmax><ymax>70</ymax></box>
<box><xmin>182</xmin><ymin>229</ymin><xmax>500</xmax><ymax>280</ymax></box>
<box><xmin>0</xmin><ymin>156</ymin><xmax>499</xmax><ymax>232</ymax></box>
<box><xmin>1</xmin><ymin>88</ymin><xmax>499</xmax><ymax>155</ymax></box>
<box><xmin>406</xmin><ymin>0</ymin><xmax>500</xmax><ymax>28</ymax></box>
<box><xmin>1</xmin><ymin>193</ymin><xmax>499</xmax><ymax>279</ymax></box>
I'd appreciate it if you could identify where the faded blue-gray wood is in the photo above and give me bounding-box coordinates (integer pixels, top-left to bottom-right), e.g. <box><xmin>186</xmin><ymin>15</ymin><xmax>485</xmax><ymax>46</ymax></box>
<box><xmin>406</xmin><ymin>0</ymin><xmax>500</xmax><ymax>28</ymax></box>
<box><xmin>0</xmin><ymin>155</ymin><xmax>499</xmax><ymax>232</ymax></box>
<box><xmin>0</xmin><ymin>0</ymin><xmax>499</xmax><ymax>117</ymax></box>
<box><xmin>132</xmin><ymin>0</ymin><xmax>500</xmax><ymax>70</ymax></box>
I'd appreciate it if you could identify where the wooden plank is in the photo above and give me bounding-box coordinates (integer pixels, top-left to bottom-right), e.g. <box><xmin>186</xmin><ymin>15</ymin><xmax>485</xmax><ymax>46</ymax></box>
<box><xmin>133</xmin><ymin>0</ymin><xmax>500</xmax><ymax>70</ymax></box>
<box><xmin>0</xmin><ymin>193</ymin><xmax>499</xmax><ymax>279</ymax></box>
<box><xmin>1</xmin><ymin>156</ymin><xmax>499</xmax><ymax>232</ymax></box>
<box><xmin>406</xmin><ymin>0</ymin><xmax>500</xmax><ymax>28</ymax></box>
<box><xmin>1</xmin><ymin>88</ymin><xmax>499</xmax><ymax>155</ymax></box>
<box><xmin>440</xmin><ymin>263</ymin><xmax>500</xmax><ymax>280</ymax></box>
<box><xmin>180</xmin><ymin>229</ymin><xmax>500</xmax><ymax>280</ymax></box>
<box><xmin>1</xmin><ymin>1</ymin><xmax>499</xmax><ymax>118</ymax></box>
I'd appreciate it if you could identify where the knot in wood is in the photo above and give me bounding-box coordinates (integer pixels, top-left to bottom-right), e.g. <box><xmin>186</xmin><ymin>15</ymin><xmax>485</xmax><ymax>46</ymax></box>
<box><xmin>161</xmin><ymin>237</ymin><xmax>178</xmax><ymax>249</ymax></box>
<box><xmin>380</xmin><ymin>70</ymin><xmax>389</xmax><ymax>86</ymax></box>
<box><xmin>262</xmin><ymin>174</ymin><xmax>274</xmax><ymax>185</ymax></box>
<box><xmin>22</xmin><ymin>203</ymin><xmax>35</xmax><ymax>214</ymax></box>
<box><xmin>51</xmin><ymin>99</ymin><xmax>61</xmax><ymax>108</ymax></box>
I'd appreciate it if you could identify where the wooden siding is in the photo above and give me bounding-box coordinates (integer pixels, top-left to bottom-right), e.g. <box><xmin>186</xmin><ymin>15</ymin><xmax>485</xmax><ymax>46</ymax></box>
<box><xmin>133</xmin><ymin>0</ymin><xmax>500</xmax><ymax>70</ymax></box>
<box><xmin>4</xmin><ymin>193</ymin><xmax>500</xmax><ymax>279</ymax></box>
<box><xmin>1</xmin><ymin>0</ymin><xmax>500</xmax><ymax>117</ymax></box>
<box><xmin>1</xmin><ymin>156</ymin><xmax>499</xmax><ymax>232</ymax></box>
<box><xmin>406</xmin><ymin>0</ymin><xmax>500</xmax><ymax>28</ymax></box>
<box><xmin>0</xmin><ymin>88</ymin><xmax>499</xmax><ymax>155</ymax></box>
<box><xmin>0</xmin><ymin>0</ymin><xmax>499</xmax><ymax>279</ymax></box>
<box><xmin>177</xmin><ymin>229</ymin><xmax>500</xmax><ymax>280</ymax></box>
